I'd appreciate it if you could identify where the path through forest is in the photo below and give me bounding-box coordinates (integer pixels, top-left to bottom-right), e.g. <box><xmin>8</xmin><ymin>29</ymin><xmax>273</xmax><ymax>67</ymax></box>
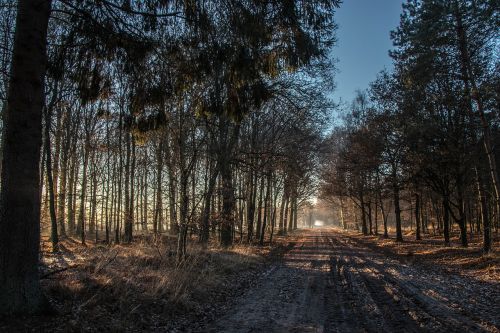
<box><xmin>208</xmin><ymin>229</ymin><xmax>500</xmax><ymax>333</ymax></box>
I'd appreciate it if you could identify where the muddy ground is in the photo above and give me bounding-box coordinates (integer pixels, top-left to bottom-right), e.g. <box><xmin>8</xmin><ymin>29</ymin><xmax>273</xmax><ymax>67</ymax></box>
<box><xmin>205</xmin><ymin>228</ymin><xmax>500</xmax><ymax>333</ymax></box>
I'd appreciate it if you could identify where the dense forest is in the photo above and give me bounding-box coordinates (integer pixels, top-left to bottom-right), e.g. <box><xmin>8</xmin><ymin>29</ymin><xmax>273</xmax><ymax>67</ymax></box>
<box><xmin>0</xmin><ymin>0</ymin><xmax>498</xmax><ymax>332</ymax></box>
<box><xmin>0</xmin><ymin>0</ymin><xmax>338</xmax><ymax>314</ymax></box>
<box><xmin>320</xmin><ymin>0</ymin><xmax>499</xmax><ymax>252</ymax></box>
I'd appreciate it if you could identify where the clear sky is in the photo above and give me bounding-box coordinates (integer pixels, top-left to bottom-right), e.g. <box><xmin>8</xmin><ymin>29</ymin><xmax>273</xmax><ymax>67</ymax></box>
<box><xmin>332</xmin><ymin>0</ymin><xmax>405</xmax><ymax>104</ymax></box>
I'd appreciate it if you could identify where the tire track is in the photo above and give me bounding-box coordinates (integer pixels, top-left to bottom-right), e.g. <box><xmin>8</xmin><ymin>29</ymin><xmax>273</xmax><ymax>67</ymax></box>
<box><xmin>327</xmin><ymin>231</ymin><xmax>495</xmax><ymax>333</ymax></box>
<box><xmin>205</xmin><ymin>229</ymin><xmax>497</xmax><ymax>333</ymax></box>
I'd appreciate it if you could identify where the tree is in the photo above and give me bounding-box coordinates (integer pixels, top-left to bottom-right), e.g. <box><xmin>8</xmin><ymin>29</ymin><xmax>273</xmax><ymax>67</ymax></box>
<box><xmin>391</xmin><ymin>0</ymin><xmax>499</xmax><ymax>249</ymax></box>
<box><xmin>0</xmin><ymin>0</ymin><xmax>52</xmax><ymax>314</ymax></box>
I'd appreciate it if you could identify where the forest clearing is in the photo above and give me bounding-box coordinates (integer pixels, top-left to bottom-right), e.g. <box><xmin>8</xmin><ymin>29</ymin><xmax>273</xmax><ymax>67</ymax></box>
<box><xmin>0</xmin><ymin>0</ymin><xmax>499</xmax><ymax>332</ymax></box>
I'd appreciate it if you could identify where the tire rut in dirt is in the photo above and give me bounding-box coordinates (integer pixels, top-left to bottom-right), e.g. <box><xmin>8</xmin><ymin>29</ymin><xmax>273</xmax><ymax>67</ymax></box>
<box><xmin>325</xmin><ymin>254</ymin><xmax>369</xmax><ymax>333</ymax></box>
<box><xmin>332</xmin><ymin>233</ymin><xmax>492</xmax><ymax>333</ymax></box>
<box><xmin>353</xmin><ymin>261</ymin><xmax>425</xmax><ymax>333</ymax></box>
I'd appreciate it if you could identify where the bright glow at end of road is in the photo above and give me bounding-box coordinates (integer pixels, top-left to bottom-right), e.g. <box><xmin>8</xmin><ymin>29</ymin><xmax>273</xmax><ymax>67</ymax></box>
<box><xmin>314</xmin><ymin>220</ymin><xmax>324</xmax><ymax>227</ymax></box>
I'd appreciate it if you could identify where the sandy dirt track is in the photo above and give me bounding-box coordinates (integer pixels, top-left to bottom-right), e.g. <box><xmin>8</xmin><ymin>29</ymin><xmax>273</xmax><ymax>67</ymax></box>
<box><xmin>207</xmin><ymin>228</ymin><xmax>500</xmax><ymax>333</ymax></box>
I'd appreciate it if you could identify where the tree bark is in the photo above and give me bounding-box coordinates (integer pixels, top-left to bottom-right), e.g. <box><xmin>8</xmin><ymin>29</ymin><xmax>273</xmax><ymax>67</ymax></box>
<box><xmin>360</xmin><ymin>189</ymin><xmax>368</xmax><ymax>236</ymax></box>
<box><xmin>57</xmin><ymin>111</ymin><xmax>71</xmax><ymax>238</ymax></box>
<box><xmin>259</xmin><ymin>172</ymin><xmax>271</xmax><ymax>245</ymax></box>
<box><xmin>245</xmin><ymin>169</ymin><xmax>257</xmax><ymax>242</ymax></box>
<box><xmin>278</xmin><ymin>187</ymin><xmax>286</xmax><ymax>234</ymax></box>
<box><xmin>415</xmin><ymin>192</ymin><xmax>421</xmax><ymax>241</ymax></box>
<box><xmin>67</xmin><ymin>146</ymin><xmax>78</xmax><ymax>235</ymax></box>
<box><xmin>456</xmin><ymin>179</ymin><xmax>468</xmax><ymax>247</ymax></box>
<box><xmin>0</xmin><ymin>0</ymin><xmax>52</xmax><ymax>314</ymax></box>
<box><xmin>340</xmin><ymin>197</ymin><xmax>346</xmax><ymax>229</ymax></box>
<box><xmin>393</xmin><ymin>180</ymin><xmax>403</xmax><ymax>242</ymax></box>
<box><xmin>283</xmin><ymin>195</ymin><xmax>289</xmax><ymax>236</ymax></box>
<box><xmin>255</xmin><ymin>175</ymin><xmax>264</xmax><ymax>240</ymax></box>
<box><xmin>76</xmin><ymin>139</ymin><xmax>90</xmax><ymax>245</ymax></box>
<box><xmin>123</xmin><ymin>133</ymin><xmax>134</xmax><ymax>243</ymax></box>
<box><xmin>220</xmin><ymin>160</ymin><xmax>235</xmax><ymax>246</ymax></box>
<box><xmin>367</xmin><ymin>200</ymin><xmax>373</xmax><ymax>235</ymax></box>
<box><xmin>443</xmin><ymin>196</ymin><xmax>451</xmax><ymax>246</ymax></box>
<box><xmin>153</xmin><ymin>137</ymin><xmax>163</xmax><ymax>235</ymax></box>
<box><xmin>476</xmin><ymin>168</ymin><xmax>491</xmax><ymax>253</ymax></box>
<box><xmin>44</xmin><ymin>107</ymin><xmax>58</xmax><ymax>252</ymax></box>
<box><xmin>200</xmin><ymin>163</ymin><xmax>218</xmax><ymax>244</ymax></box>
<box><xmin>218</xmin><ymin>121</ymin><xmax>240</xmax><ymax>247</ymax></box>
<box><xmin>89</xmin><ymin>154</ymin><xmax>98</xmax><ymax>242</ymax></box>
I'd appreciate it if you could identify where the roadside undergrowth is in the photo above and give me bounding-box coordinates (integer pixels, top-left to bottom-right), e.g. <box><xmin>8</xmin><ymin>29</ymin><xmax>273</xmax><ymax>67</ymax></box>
<box><xmin>1</xmin><ymin>235</ymin><xmax>286</xmax><ymax>332</ymax></box>
<box><xmin>343</xmin><ymin>228</ymin><xmax>500</xmax><ymax>283</ymax></box>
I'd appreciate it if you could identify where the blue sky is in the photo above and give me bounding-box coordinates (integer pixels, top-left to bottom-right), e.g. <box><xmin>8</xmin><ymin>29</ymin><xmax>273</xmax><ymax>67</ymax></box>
<box><xmin>331</xmin><ymin>0</ymin><xmax>405</xmax><ymax>104</ymax></box>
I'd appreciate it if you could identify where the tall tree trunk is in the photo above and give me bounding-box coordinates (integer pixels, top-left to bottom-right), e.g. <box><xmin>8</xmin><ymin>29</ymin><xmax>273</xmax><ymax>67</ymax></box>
<box><xmin>443</xmin><ymin>196</ymin><xmax>451</xmax><ymax>246</ymax></box>
<box><xmin>360</xmin><ymin>190</ymin><xmax>368</xmax><ymax>236</ymax></box>
<box><xmin>340</xmin><ymin>197</ymin><xmax>346</xmax><ymax>230</ymax></box>
<box><xmin>51</xmin><ymin>107</ymin><xmax>62</xmax><ymax>210</ymax></box>
<box><xmin>88</xmin><ymin>153</ymin><xmax>95</xmax><ymax>236</ymax></box>
<box><xmin>153</xmin><ymin>137</ymin><xmax>163</xmax><ymax>235</ymax></box>
<box><xmin>67</xmin><ymin>148</ymin><xmax>78</xmax><ymax>235</ymax></box>
<box><xmin>56</xmin><ymin>112</ymin><xmax>70</xmax><ymax>238</ymax></box>
<box><xmin>457</xmin><ymin>180</ymin><xmax>468</xmax><ymax>247</ymax></box>
<box><xmin>0</xmin><ymin>0</ymin><xmax>52</xmax><ymax>314</ymax></box>
<box><xmin>123</xmin><ymin>133</ymin><xmax>134</xmax><ymax>243</ymax></box>
<box><xmin>393</xmin><ymin>179</ymin><xmax>403</xmax><ymax>242</ymax></box>
<box><xmin>220</xmin><ymin>161</ymin><xmax>235</xmax><ymax>247</ymax></box>
<box><xmin>44</xmin><ymin>107</ymin><xmax>58</xmax><ymax>252</ymax></box>
<box><xmin>292</xmin><ymin>195</ymin><xmax>298</xmax><ymax>230</ymax></box>
<box><xmin>259</xmin><ymin>172</ymin><xmax>271</xmax><ymax>245</ymax></box>
<box><xmin>367</xmin><ymin>200</ymin><xmax>373</xmax><ymax>235</ymax></box>
<box><xmin>129</xmin><ymin>136</ymin><xmax>135</xmax><ymax>236</ymax></box>
<box><xmin>382</xmin><ymin>210</ymin><xmax>389</xmax><ymax>238</ymax></box>
<box><xmin>176</xmin><ymin>169</ymin><xmax>189</xmax><ymax>262</ymax></box>
<box><xmin>476</xmin><ymin>168</ymin><xmax>491</xmax><ymax>253</ymax></box>
<box><xmin>255</xmin><ymin>175</ymin><xmax>264</xmax><ymax>240</ymax></box>
<box><xmin>283</xmin><ymin>195</ymin><xmax>289</xmax><ymax>236</ymax></box>
<box><xmin>378</xmin><ymin>192</ymin><xmax>388</xmax><ymax>238</ymax></box>
<box><xmin>123</xmin><ymin>132</ymin><xmax>130</xmax><ymax>242</ymax></box>
<box><xmin>104</xmin><ymin>117</ymin><xmax>111</xmax><ymax>243</ymax></box>
<box><xmin>278</xmin><ymin>188</ymin><xmax>286</xmax><ymax>235</ymax></box>
<box><xmin>167</xmin><ymin>167</ymin><xmax>176</xmax><ymax>234</ymax></box>
<box><xmin>176</xmin><ymin>118</ymin><xmax>190</xmax><ymax>261</ymax></box>
<box><xmin>454</xmin><ymin>2</ymin><xmax>500</xmax><ymax>230</ymax></box>
<box><xmin>143</xmin><ymin>156</ymin><xmax>148</xmax><ymax>231</ymax></box>
<box><xmin>90</xmin><ymin>155</ymin><xmax>98</xmax><ymax>242</ymax></box>
<box><xmin>200</xmin><ymin>164</ymin><xmax>218</xmax><ymax>244</ymax></box>
<box><xmin>246</xmin><ymin>169</ymin><xmax>256</xmax><ymax>242</ymax></box>
<box><xmin>287</xmin><ymin>192</ymin><xmax>295</xmax><ymax>232</ymax></box>
<box><xmin>269</xmin><ymin>179</ymin><xmax>279</xmax><ymax>243</ymax></box>
<box><xmin>287</xmin><ymin>190</ymin><xmax>294</xmax><ymax>232</ymax></box>
<box><xmin>165</xmin><ymin>135</ymin><xmax>177</xmax><ymax>234</ymax></box>
<box><xmin>76</xmin><ymin>141</ymin><xmax>90</xmax><ymax>245</ymax></box>
<box><xmin>415</xmin><ymin>192</ymin><xmax>421</xmax><ymax>241</ymax></box>
<box><xmin>115</xmin><ymin>110</ymin><xmax>123</xmax><ymax>244</ymax></box>
<box><xmin>218</xmin><ymin>121</ymin><xmax>240</xmax><ymax>247</ymax></box>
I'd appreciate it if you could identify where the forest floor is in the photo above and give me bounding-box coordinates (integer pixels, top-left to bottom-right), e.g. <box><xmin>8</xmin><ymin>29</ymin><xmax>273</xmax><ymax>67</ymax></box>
<box><xmin>1</xmin><ymin>234</ymin><xmax>293</xmax><ymax>332</ymax></box>
<box><xmin>1</xmin><ymin>229</ymin><xmax>499</xmax><ymax>332</ymax></box>
<box><xmin>346</xmin><ymin>229</ymin><xmax>500</xmax><ymax>284</ymax></box>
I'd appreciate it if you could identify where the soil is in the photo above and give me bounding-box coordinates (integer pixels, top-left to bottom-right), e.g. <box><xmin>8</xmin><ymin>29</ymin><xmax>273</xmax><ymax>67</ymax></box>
<box><xmin>1</xmin><ymin>229</ymin><xmax>498</xmax><ymax>332</ymax></box>
<box><xmin>204</xmin><ymin>228</ymin><xmax>500</xmax><ymax>333</ymax></box>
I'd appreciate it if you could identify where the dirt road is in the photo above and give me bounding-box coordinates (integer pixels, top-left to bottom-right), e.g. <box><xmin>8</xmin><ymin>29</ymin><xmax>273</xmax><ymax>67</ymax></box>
<box><xmin>207</xmin><ymin>228</ymin><xmax>500</xmax><ymax>333</ymax></box>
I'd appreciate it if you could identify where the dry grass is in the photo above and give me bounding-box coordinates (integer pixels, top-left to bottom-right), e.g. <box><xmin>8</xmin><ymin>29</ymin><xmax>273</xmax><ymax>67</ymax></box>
<box><xmin>1</xmin><ymin>235</ymin><xmax>275</xmax><ymax>332</ymax></box>
<box><xmin>345</xmin><ymin>228</ymin><xmax>500</xmax><ymax>283</ymax></box>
